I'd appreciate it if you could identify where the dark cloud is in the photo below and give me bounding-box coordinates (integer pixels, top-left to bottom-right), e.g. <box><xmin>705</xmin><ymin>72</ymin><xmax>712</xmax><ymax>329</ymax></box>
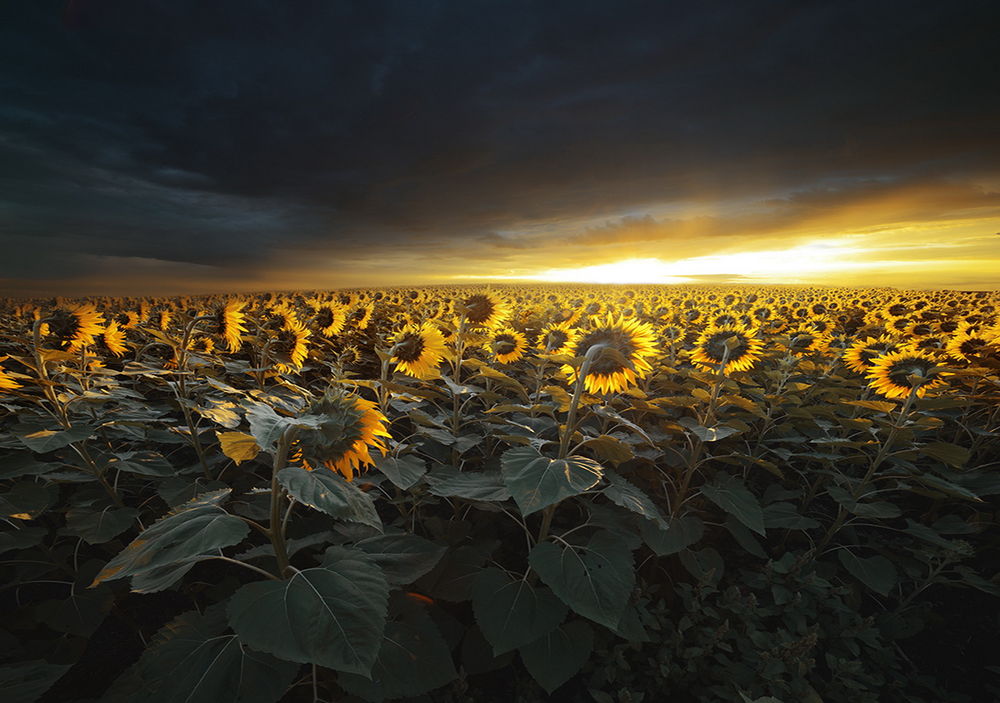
<box><xmin>2</xmin><ymin>0</ymin><xmax>1000</xmax><ymax>294</ymax></box>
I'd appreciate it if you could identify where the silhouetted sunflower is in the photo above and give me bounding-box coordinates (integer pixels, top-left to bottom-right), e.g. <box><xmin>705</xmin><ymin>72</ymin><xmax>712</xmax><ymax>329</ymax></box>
<box><xmin>867</xmin><ymin>350</ymin><xmax>948</xmax><ymax>399</ymax></box>
<box><xmin>460</xmin><ymin>291</ymin><xmax>510</xmax><ymax>329</ymax></box>
<box><xmin>297</xmin><ymin>391</ymin><xmax>391</xmax><ymax>481</ymax></box>
<box><xmin>691</xmin><ymin>324</ymin><xmax>764</xmax><ymax>374</ymax></box>
<box><xmin>47</xmin><ymin>304</ymin><xmax>106</xmax><ymax>352</ymax></box>
<box><xmin>842</xmin><ymin>336</ymin><xmax>901</xmax><ymax>374</ymax></box>
<box><xmin>563</xmin><ymin>314</ymin><xmax>658</xmax><ymax>394</ymax></box>
<box><xmin>487</xmin><ymin>328</ymin><xmax>528</xmax><ymax>364</ymax></box>
<box><xmin>391</xmin><ymin>322</ymin><xmax>447</xmax><ymax>379</ymax></box>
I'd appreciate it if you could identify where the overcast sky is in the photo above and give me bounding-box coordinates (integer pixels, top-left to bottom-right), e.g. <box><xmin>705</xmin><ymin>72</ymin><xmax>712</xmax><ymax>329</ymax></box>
<box><xmin>2</xmin><ymin>0</ymin><xmax>999</xmax><ymax>296</ymax></box>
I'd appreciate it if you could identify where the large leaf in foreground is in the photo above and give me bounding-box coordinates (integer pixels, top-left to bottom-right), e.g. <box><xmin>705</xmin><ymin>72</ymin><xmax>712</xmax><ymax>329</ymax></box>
<box><xmin>338</xmin><ymin>596</ymin><xmax>458</xmax><ymax>702</ymax></box>
<box><xmin>529</xmin><ymin>530</ymin><xmax>634</xmax><ymax>630</ymax></box>
<box><xmin>227</xmin><ymin>548</ymin><xmax>388</xmax><ymax>675</ymax></box>
<box><xmin>518</xmin><ymin>620</ymin><xmax>594</xmax><ymax>695</ymax></box>
<box><xmin>472</xmin><ymin>567</ymin><xmax>567</xmax><ymax>654</ymax></box>
<box><xmin>102</xmin><ymin>607</ymin><xmax>298</xmax><ymax>703</ymax></box>
<box><xmin>91</xmin><ymin>490</ymin><xmax>248</xmax><ymax>593</ymax></box>
<box><xmin>701</xmin><ymin>473</ymin><xmax>766</xmax><ymax>536</ymax></box>
<box><xmin>277</xmin><ymin>466</ymin><xmax>381</xmax><ymax>530</ymax></box>
<box><xmin>501</xmin><ymin>446</ymin><xmax>603</xmax><ymax>516</ymax></box>
<box><xmin>352</xmin><ymin>533</ymin><xmax>447</xmax><ymax>586</ymax></box>
<box><xmin>838</xmin><ymin>550</ymin><xmax>897</xmax><ymax>596</ymax></box>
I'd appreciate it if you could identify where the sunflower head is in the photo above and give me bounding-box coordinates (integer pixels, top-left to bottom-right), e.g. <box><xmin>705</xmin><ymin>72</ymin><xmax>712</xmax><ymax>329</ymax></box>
<box><xmin>866</xmin><ymin>350</ymin><xmax>949</xmax><ymax>399</ymax></box>
<box><xmin>460</xmin><ymin>291</ymin><xmax>510</xmax><ymax>329</ymax></box>
<box><xmin>215</xmin><ymin>299</ymin><xmax>248</xmax><ymax>352</ymax></box>
<box><xmin>0</xmin><ymin>358</ymin><xmax>22</xmax><ymax>391</ymax></box>
<box><xmin>98</xmin><ymin>321</ymin><xmax>129</xmax><ymax>358</ymax></box>
<box><xmin>486</xmin><ymin>328</ymin><xmax>528</xmax><ymax>364</ymax></box>
<box><xmin>786</xmin><ymin>327</ymin><xmax>830</xmax><ymax>356</ymax></box>
<box><xmin>842</xmin><ymin>336</ymin><xmax>901</xmax><ymax>374</ymax></box>
<box><xmin>297</xmin><ymin>390</ymin><xmax>391</xmax><ymax>481</ymax></box>
<box><xmin>537</xmin><ymin>320</ymin><xmax>580</xmax><ymax>355</ymax></box>
<box><xmin>313</xmin><ymin>302</ymin><xmax>347</xmax><ymax>338</ymax></box>
<box><xmin>46</xmin><ymin>304</ymin><xmax>106</xmax><ymax>352</ymax></box>
<box><xmin>946</xmin><ymin>328</ymin><xmax>998</xmax><ymax>365</ymax></box>
<box><xmin>562</xmin><ymin>314</ymin><xmax>658</xmax><ymax>394</ymax></box>
<box><xmin>691</xmin><ymin>324</ymin><xmax>764</xmax><ymax>374</ymax></box>
<box><xmin>271</xmin><ymin>318</ymin><xmax>311</xmax><ymax>372</ymax></box>
<box><xmin>391</xmin><ymin>322</ymin><xmax>447</xmax><ymax>379</ymax></box>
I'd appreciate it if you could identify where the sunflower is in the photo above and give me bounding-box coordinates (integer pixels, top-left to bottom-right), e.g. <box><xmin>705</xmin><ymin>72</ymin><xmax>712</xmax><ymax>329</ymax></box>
<box><xmin>537</xmin><ymin>320</ymin><xmax>580</xmax><ymax>355</ymax></box>
<box><xmin>189</xmin><ymin>334</ymin><xmax>216</xmax><ymax>355</ymax></box>
<box><xmin>866</xmin><ymin>349</ymin><xmax>948</xmax><ymax>399</ymax></box>
<box><xmin>215</xmin><ymin>299</ymin><xmax>248</xmax><ymax>352</ymax></box>
<box><xmin>563</xmin><ymin>314</ymin><xmax>658</xmax><ymax>394</ymax></box>
<box><xmin>842</xmin><ymin>336</ymin><xmax>902</xmax><ymax>374</ymax></box>
<box><xmin>786</xmin><ymin>327</ymin><xmax>830</xmax><ymax>356</ymax></box>
<box><xmin>690</xmin><ymin>324</ymin><xmax>764</xmax><ymax>374</ymax></box>
<box><xmin>98</xmin><ymin>321</ymin><xmax>129</xmax><ymax>357</ymax></box>
<box><xmin>47</xmin><ymin>304</ymin><xmax>106</xmax><ymax>352</ymax></box>
<box><xmin>460</xmin><ymin>291</ymin><xmax>510</xmax><ymax>330</ymax></box>
<box><xmin>946</xmin><ymin>328</ymin><xmax>998</xmax><ymax>364</ymax></box>
<box><xmin>297</xmin><ymin>392</ymin><xmax>391</xmax><ymax>481</ymax></box>
<box><xmin>486</xmin><ymin>328</ymin><xmax>528</xmax><ymax>364</ymax></box>
<box><xmin>347</xmin><ymin>303</ymin><xmax>374</xmax><ymax>331</ymax></box>
<box><xmin>271</xmin><ymin>317</ymin><xmax>311</xmax><ymax>372</ymax></box>
<box><xmin>312</xmin><ymin>302</ymin><xmax>347</xmax><ymax>338</ymax></box>
<box><xmin>391</xmin><ymin>322</ymin><xmax>448</xmax><ymax>379</ymax></box>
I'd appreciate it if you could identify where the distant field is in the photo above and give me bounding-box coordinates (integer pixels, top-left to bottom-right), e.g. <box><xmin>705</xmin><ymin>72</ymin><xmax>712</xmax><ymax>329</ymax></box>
<box><xmin>2</xmin><ymin>285</ymin><xmax>998</xmax><ymax>702</ymax></box>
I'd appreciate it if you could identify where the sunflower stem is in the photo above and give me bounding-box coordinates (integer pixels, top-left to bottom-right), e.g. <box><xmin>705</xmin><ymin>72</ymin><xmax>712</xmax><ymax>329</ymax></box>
<box><xmin>269</xmin><ymin>428</ymin><xmax>296</xmax><ymax>577</ymax></box>
<box><xmin>558</xmin><ymin>343</ymin><xmax>603</xmax><ymax>460</ymax></box>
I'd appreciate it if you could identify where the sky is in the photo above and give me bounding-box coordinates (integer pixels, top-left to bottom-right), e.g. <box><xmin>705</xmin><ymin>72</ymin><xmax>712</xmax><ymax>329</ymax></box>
<box><xmin>2</xmin><ymin>0</ymin><xmax>999</xmax><ymax>297</ymax></box>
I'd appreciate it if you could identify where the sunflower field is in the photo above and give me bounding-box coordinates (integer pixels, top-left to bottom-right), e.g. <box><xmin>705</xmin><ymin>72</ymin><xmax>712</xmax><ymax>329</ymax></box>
<box><xmin>1</xmin><ymin>285</ymin><xmax>999</xmax><ymax>703</ymax></box>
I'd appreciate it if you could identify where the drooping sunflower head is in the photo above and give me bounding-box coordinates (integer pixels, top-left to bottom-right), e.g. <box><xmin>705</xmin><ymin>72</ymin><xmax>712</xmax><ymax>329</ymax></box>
<box><xmin>188</xmin><ymin>334</ymin><xmax>216</xmax><ymax>355</ymax></box>
<box><xmin>271</xmin><ymin>318</ymin><xmax>311</xmax><ymax>372</ymax></box>
<box><xmin>690</xmin><ymin>324</ymin><xmax>764</xmax><ymax>374</ymax></box>
<box><xmin>866</xmin><ymin>350</ymin><xmax>949</xmax><ymax>399</ymax></box>
<box><xmin>297</xmin><ymin>390</ymin><xmax>391</xmax><ymax>481</ymax></box>
<box><xmin>537</xmin><ymin>320</ymin><xmax>580</xmax><ymax>355</ymax></box>
<box><xmin>562</xmin><ymin>314</ymin><xmax>658</xmax><ymax>394</ymax></box>
<box><xmin>786</xmin><ymin>327</ymin><xmax>831</xmax><ymax>356</ymax></box>
<box><xmin>46</xmin><ymin>303</ymin><xmax>106</xmax><ymax>352</ymax></box>
<box><xmin>460</xmin><ymin>291</ymin><xmax>510</xmax><ymax>330</ymax></box>
<box><xmin>391</xmin><ymin>322</ymin><xmax>448</xmax><ymax>379</ymax></box>
<box><xmin>98</xmin><ymin>320</ymin><xmax>129</xmax><ymax>358</ymax></box>
<box><xmin>486</xmin><ymin>328</ymin><xmax>528</xmax><ymax>364</ymax></box>
<box><xmin>312</xmin><ymin>302</ymin><xmax>347</xmax><ymax>338</ymax></box>
<box><xmin>842</xmin><ymin>336</ymin><xmax>902</xmax><ymax>374</ymax></box>
<box><xmin>215</xmin><ymin>299</ymin><xmax>248</xmax><ymax>352</ymax></box>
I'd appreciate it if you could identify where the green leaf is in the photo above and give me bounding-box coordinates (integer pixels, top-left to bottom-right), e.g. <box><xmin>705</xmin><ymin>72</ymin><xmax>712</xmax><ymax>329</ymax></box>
<box><xmin>1</xmin><ymin>481</ymin><xmax>57</xmax><ymax>520</ymax></box>
<box><xmin>0</xmin><ymin>527</ymin><xmax>46</xmax><ymax>555</ymax></box>
<box><xmin>763</xmin><ymin>502</ymin><xmax>820</xmax><ymax>530</ymax></box>
<box><xmin>416</xmin><ymin>543</ymin><xmax>495</xmax><ymax>602</ymax></box>
<box><xmin>103</xmin><ymin>607</ymin><xmax>298</xmax><ymax>703</ymax></box>
<box><xmin>216</xmin><ymin>431</ymin><xmax>260</xmax><ymax>465</ymax></box>
<box><xmin>841</xmin><ymin>400</ymin><xmax>897</xmax><ymax>414</ymax></box>
<box><xmin>472</xmin><ymin>568</ymin><xmax>567</xmax><ymax>655</ymax></box>
<box><xmin>352</xmin><ymin>533</ymin><xmax>447</xmax><ymax>586</ymax></box>
<box><xmin>724</xmin><ymin>515</ymin><xmax>767</xmax><ymax>558</ymax></box>
<box><xmin>425</xmin><ymin>468</ymin><xmax>511</xmax><ymax>501</ymax></box>
<box><xmin>529</xmin><ymin>530</ymin><xmax>634</xmax><ymax>630</ymax></box>
<box><xmin>107</xmin><ymin>451</ymin><xmax>176</xmax><ymax>477</ymax></box>
<box><xmin>65</xmin><ymin>506</ymin><xmax>138</xmax><ymax>544</ymax></box>
<box><xmin>640</xmin><ymin>514</ymin><xmax>705</xmax><ymax>555</ymax></box>
<box><xmin>518</xmin><ymin>620</ymin><xmax>593</xmax><ymax>694</ymax></box>
<box><xmin>227</xmin><ymin>547</ymin><xmax>388</xmax><ymax>675</ymax></box>
<box><xmin>700</xmin><ymin>473</ymin><xmax>765</xmax><ymax>536</ymax></box>
<box><xmin>680</xmin><ymin>547</ymin><xmax>725</xmax><ymax>584</ymax></box>
<box><xmin>374</xmin><ymin>454</ymin><xmax>427</xmax><ymax>490</ymax></box>
<box><xmin>578</xmin><ymin>435</ymin><xmax>633</xmax><ymax>464</ymax></box>
<box><xmin>0</xmin><ymin>452</ymin><xmax>56</xmax><ymax>480</ymax></box>
<box><xmin>501</xmin><ymin>446</ymin><xmax>603</xmax><ymax>516</ymax></box>
<box><xmin>920</xmin><ymin>442</ymin><xmax>970</xmax><ymax>468</ymax></box>
<box><xmin>91</xmin><ymin>489</ymin><xmax>248</xmax><ymax>593</ymax></box>
<box><xmin>17</xmin><ymin>424</ymin><xmax>94</xmax><ymax>452</ymax></box>
<box><xmin>602</xmin><ymin>471</ymin><xmax>667</xmax><ymax>528</ymax></box>
<box><xmin>337</xmin><ymin>596</ymin><xmax>458</xmax><ymax>702</ymax></box>
<box><xmin>0</xmin><ymin>660</ymin><xmax>71</xmax><ymax>703</ymax></box>
<box><xmin>838</xmin><ymin>550</ymin><xmax>897</xmax><ymax>596</ymax></box>
<box><xmin>277</xmin><ymin>466</ymin><xmax>381</xmax><ymax>530</ymax></box>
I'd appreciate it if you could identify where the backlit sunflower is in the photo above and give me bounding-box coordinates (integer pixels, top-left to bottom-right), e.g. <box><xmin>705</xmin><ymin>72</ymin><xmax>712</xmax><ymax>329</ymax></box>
<box><xmin>189</xmin><ymin>334</ymin><xmax>215</xmax><ymax>355</ymax></box>
<box><xmin>312</xmin><ymin>302</ymin><xmax>347</xmax><ymax>338</ymax></box>
<box><xmin>786</xmin><ymin>327</ymin><xmax>830</xmax><ymax>356</ymax></box>
<box><xmin>537</xmin><ymin>320</ymin><xmax>580</xmax><ymax>355</ymax></box>
<box><xmin>391</xmin><ymin>322</ymin><xmax>447</xmax><ymax>379</ymax></box>
<box><xmin>563</xmin><ymin>314</ymin><xmax>658</xmax><ymax>394</ymax></box>
<box><xmin>297</xmin><ymin>391</ymin><xmax>391</xmax><ymax>481</ymax></box>
<box><xmin>460</xmin><ymin>291</ymin><xmax>510</xmax><ymax>329</ymax></box>
<box><xmin>486</xmin><ymin>328</ymin><xmax>528</xmax><ymax>364</ymax></box>
<box><xmin>690</xmin><ymin>324</ymin><xmax>764</xmax><ymax>374</ymax></box>
<box><xmin>0</xmin><ymin>359</ymin><xmax>21</xmax><ymax>391</ymax></box>
<box><xmin>215</xmin><ymin>299</ymin><xmax>248</xmax><ymax>352</ymax></box>
<box><xmin>271</xmin><ymin>317</ymin><xmax>311</xmax><ymax>372</ymax></box>
<box><xmin>842</xmin><ymin>336</ymin><xmax>902</xmax><ymax>374</ymax></box>
<box><xmin>47</xmin><ymin>304</ymin><xmax>106</xmax><ymax>352</ymax></box>
<box><xmin>867</xmin><ymin>349</ymin><xmax>948</xmax><ymax>399</ymax></box>
<box><xmin>347</xmin><ymin>303</ymin><xmax>374</xmax><ymax>331</ymax></box>
<box><xmin>946</xmin><ymin>328</ymin><xmax>998</xmax><ymax>364</ymax></box>
<box><xmin>98</xmin><ymin>321</ymin><xmax>129</xmax><ymax>357</ymax></box>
